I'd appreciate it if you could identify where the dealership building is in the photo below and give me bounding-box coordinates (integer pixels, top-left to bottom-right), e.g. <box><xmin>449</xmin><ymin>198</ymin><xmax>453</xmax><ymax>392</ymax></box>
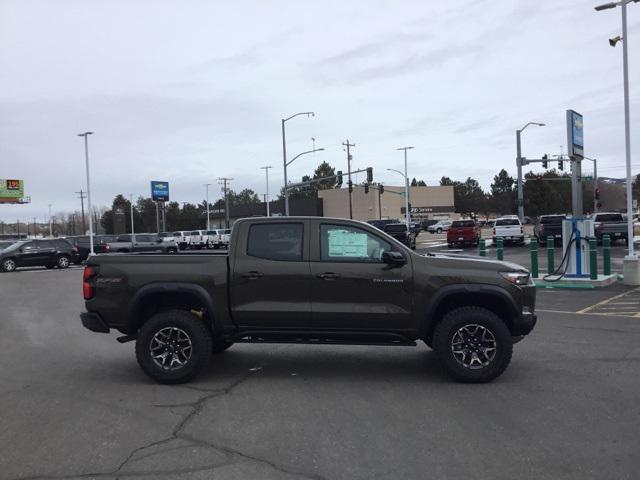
<box><xmin>318</xmin><ymin>185</ymin><xmax>456</xmax><ymax>222</ymax></box>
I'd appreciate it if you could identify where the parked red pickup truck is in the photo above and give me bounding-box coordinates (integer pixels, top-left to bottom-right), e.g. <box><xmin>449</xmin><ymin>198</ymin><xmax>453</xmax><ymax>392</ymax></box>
<box><xmin>447</xmin><ymin>220</ymin><xmax>481</xmax><ymax>247</ymax></box>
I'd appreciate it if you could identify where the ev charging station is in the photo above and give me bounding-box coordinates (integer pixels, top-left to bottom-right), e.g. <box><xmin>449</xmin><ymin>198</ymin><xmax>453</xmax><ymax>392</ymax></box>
<box><xmin>562</xmin><ymin>218</ymin><xmax>594</xmax><ymax>278</ymax></box>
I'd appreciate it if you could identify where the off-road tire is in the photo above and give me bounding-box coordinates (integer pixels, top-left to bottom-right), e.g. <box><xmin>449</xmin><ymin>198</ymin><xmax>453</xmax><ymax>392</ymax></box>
<box><xmin>136</xmin><ymin>309</ymin><xmax>212</xmax><ymax>384</ymax></box>
<box><xmin>433</xmin><ymin>306</ymin><xmax>513</xmax><ymax>383</ymax></box>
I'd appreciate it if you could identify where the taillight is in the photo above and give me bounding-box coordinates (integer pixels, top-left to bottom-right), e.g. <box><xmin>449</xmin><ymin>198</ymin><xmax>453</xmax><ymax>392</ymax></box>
<box><xmin>104</xmin><ymin>244</ymin><xmax>110</xmax><ymax>252</ymax></box>
<box><xmin>83</xmin><ymin>266</ymin><xmax>96</xmax><ymax>300</ymax></box>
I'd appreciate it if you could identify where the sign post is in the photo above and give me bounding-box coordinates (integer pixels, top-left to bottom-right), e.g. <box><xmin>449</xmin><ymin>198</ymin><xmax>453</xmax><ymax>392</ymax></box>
<box><xmin>567</xmin><ymin>110</ymin><xmax>584</xmax><ymax>217</ymax></box>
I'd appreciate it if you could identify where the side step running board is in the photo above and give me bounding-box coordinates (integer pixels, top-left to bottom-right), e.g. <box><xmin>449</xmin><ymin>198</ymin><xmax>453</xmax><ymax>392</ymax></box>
<box><xmin>234</xmin><ymin>330</ymin><xmax>416</xmax><ymax>347</ymax></box>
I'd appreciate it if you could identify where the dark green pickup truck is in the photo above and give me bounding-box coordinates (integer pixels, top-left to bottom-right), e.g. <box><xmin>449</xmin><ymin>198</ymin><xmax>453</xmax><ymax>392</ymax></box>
<box><xmin>81</xmin><ymin>217</ymin><xmax>537</xmax><ymax>384</ymax></box>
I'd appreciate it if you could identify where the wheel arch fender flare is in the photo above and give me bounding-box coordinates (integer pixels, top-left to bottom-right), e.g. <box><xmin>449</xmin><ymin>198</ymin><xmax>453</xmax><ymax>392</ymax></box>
<box><xmin>127</xmin><ymin>282</ymin><xmax>219</xmax><ymax>333</ymax></box>
<box><xmin>421</xmin><ymin>284</ymin><xmax>519</xmax><ymax>338</ymax></box>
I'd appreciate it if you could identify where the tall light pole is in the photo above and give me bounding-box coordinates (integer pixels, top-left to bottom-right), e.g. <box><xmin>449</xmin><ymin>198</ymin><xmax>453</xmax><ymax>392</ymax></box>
<box><xmin>204</xmin><ymin>183</ymin><xmax>211</xmax><ymax>230</ymax></box>
<box><xmin>260</xmin><ymin>166</ymin><xmax>272</xmax><ymax>217</ymax></box>
<box><xmin>516</xmin><ymin>122</ymin><xmax>545</xmax><ymax>221</ymax></box>
<box><xmin>595</xmin><ymin>0</ymin><xmax>638</xmax><ymax>283</ymax></box>
<box><xmin>387</xmin><ymin>167</ymin><xmax>411</xmax><ymax>225</ymax></box>
<box><xmin>78</xmin><ymin>132</ymin><xmax>95</xmax><ymax>254</ymax></box>
<box><xmin>397</xmin><ymin>147</ymin><xmax>414</xmax><ymax>225</ymax></box>
<box><xmin>48</xmin><ymin>204</ymin><xmax>52</xmax><ymax>237</ymax></box>
<box><xmin>284</xmin><ymin>147</ymin><xmax>324</xmax><ymax>215</ymax></box>
<box><xmin>282</xmin><ymin>111</ymin><xmax>315</xmax><ymax>215</ymax></box>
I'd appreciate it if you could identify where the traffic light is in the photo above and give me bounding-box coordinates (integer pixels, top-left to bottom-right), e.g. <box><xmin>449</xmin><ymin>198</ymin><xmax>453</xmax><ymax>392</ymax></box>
<box><xmin>379</xmin><ymin>184</ymin><xmax>384</xmax><ymax>194</ymax></box>
<box><xmin>542</xmin><ymin>154</ymin><xmax>548</xmax><ymax>169</ymax></box>
<box><xmin>558</xmin><ymin>160</ymin><xmax>563</xmax><ymax>171</ymax></box>
<box><xmin>595</xmin><ymin>188</ymin><xmax>600</xmax><ymax>200</ymax></box>
<box><xmin>366</xmin><ymin>167</ymin><xmax>373</xmax><ymax>183</ymax></box>
<box><xmin>364</xmin><ymin>184</ymin><xmax>369</xmax><ymax>194</ymax></box>
<box><xmin>336</xmin><ymin>171</ymin><xmax>343</xmax><ymax>186</ymax></box>
<box><xmin>348</xmin><ymin>181</ymin><xmax>353</xmax><ymax>193</ymax></box>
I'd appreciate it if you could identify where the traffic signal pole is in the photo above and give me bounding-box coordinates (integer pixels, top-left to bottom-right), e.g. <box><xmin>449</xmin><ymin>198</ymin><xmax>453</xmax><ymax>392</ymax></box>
<box><xmin>343</xmin><ymin>140</ymin><xmax>355</xmax><ymax>219</ymax></box>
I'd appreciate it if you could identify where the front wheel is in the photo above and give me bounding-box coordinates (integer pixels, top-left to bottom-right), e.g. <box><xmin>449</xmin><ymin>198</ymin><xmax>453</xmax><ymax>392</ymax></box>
<box><xmin>135</xmin><ymin>309</ymin><xmax>213</xmax><ymax>384</ymax></box>
<box><xmin>433</xmin><ymin>306</ymin><xmax>513</xmax><ymax>383</ymax></box>
<box><xmin>2</xmin><ymin>258</ymin><xmax>17</xmax><ymax>272</ymax></box>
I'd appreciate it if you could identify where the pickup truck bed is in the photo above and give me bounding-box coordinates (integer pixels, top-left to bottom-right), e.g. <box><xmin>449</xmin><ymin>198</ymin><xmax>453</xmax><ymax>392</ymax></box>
<box><xmin>81</xmin><ymin>217</ymin><xmax>537</xmax><ymax>384</ymax></box>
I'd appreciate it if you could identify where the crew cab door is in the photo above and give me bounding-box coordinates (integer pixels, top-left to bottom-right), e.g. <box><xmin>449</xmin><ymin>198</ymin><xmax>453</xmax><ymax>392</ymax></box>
<box><xmin>230</xmin><ymin>220</ymin><xmax>311</xmax><ymax>328</ymax></box>
<box><xmin>309</xmin><ymin>220</ymin><xmax>414</xmax><ymax>330</ymax></box>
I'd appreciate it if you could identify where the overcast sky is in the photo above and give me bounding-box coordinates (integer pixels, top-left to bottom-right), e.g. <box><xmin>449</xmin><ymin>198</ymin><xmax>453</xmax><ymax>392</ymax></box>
<box><xmin>1</xmin><ymin>0</ymin><xmax>638</xmax><ymax>221</ymax></box>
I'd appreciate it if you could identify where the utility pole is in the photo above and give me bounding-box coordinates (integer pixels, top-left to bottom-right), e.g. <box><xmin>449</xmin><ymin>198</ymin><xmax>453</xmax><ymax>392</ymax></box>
<box><xmin>75</xmin><ymin>189</ymin><xmax>87</xmax><ymax>233</ymax></box>
<box><xmin>48</xmin><ymin>204</ymin><xmax>52</xmax><ymax>237</ymax></box>
<box><xmin>78</xmin><ymin>131</ymin><xmax>95</xmax><ymax>254</ymax></box>
<box><xmin>378</xmin><ymin>184</ymin><xmax>383</xmax><ymax>220</ymax></box>
<box><xmin>260</xmin><ymin>166</ymin><xmax>272</xmax><ymax>217</ymax></box>
<box><xmin>33</xmin><ymin>217</ymin><xmax>37</xmax><ymax>237</ymax></box>
<box><xmin>204</xmin><ymin>183</ymin><xmax>211</xmax><ymax>230</ymax></box>
<box><xmin>218</xmin><ymin>177</ymin><xmax>233</xmax><ymax>228</ymax></box>
<box><xmin>129</xmin><ymin>194</ymin><xmax>135</xmax><ymax>235</ymax></box>
<box><xmin>343</xmin><ymin>140</ymin><xmax>355</xmax><ymax>219</ymax></box>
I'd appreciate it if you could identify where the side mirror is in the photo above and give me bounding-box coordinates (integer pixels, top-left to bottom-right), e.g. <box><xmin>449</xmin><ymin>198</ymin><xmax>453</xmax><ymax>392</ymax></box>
<box><xmin>382</xmin><ymin>250</ymin><xmax>406</xmax><ymax>266</ymax></box>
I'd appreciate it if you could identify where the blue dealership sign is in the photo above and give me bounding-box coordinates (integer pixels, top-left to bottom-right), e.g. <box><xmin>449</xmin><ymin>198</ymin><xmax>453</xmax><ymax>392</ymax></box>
<box><xmin>566</xmin><ymin>110</ymin><xmax>583</xmax><ymax>158</ymax></box>
<box><xmin>151</xmin><ymin>181</ymin><xmax>170</xmax><ymax>201</ymax></box>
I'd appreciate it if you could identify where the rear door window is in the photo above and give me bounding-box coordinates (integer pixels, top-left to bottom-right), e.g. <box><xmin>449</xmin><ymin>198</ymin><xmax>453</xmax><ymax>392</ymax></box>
<box><xmin>595</xmin><ymin>214</ymin><xmax>623</xmax><ymax>222</ymax></box>
<box><xmin>247</xmin><ymin>223</ymin><xmax>303</xmax><ymax>261</ymax></box>
<box><xmin>452</xmin><ymin>220</ymin><xmax>475</xmax><ymax>228</ymax></box>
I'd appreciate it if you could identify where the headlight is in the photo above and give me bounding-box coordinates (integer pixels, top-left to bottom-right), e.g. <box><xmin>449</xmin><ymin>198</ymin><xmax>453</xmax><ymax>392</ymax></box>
<box><xmin>499</xmin><ymin>271</ymin><xmax>530</xmax><ymax>286</ymax></box>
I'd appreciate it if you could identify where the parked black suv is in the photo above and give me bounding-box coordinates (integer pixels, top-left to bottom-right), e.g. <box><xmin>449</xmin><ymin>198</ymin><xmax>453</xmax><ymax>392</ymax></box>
<box><xmin>65</xmin><ymin>236</ymin><xmax>111</xmax><ymax>264</ymax></box>
<box><xmin>1</xmin><ymin>239</ymin><xmax>78</xmax><ymax>272</ymax></box>
<box><xmin>383</xmin><ymin>223</ymin><xmax>417</xmax><ymax>249</ymax></box>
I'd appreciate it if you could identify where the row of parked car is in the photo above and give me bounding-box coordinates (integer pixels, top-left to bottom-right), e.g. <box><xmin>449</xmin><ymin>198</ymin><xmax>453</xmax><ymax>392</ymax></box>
<box><xmin>0</xmin><ymin>229</ymin><xmax>233</xmax><ymax>272</ymax></box>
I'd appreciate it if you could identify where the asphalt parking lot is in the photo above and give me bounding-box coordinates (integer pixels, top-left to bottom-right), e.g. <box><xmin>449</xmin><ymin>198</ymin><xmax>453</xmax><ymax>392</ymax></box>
<box><xmin>2</xmin><ymin>264</ymin><xmax>640</xmax><ymax>479</ymax></box>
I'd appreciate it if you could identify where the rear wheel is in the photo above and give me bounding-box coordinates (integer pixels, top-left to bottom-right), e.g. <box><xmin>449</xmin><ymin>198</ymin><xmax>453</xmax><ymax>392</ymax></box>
<box><xmin>433</xmin><ymin>306</ymin><xmax>512</xmax><ymax>383</ymax></box>
<box><xmin>136</xmin><ymin>309</ymin><xmax>212</xmax><ymax>384</ymax></box>
<box><xmin>437</xmin><ymin>228</ymin><xmax>443</xmax><ymax>234</ymax></box>
<box><xmin>2</xmin><ymin>258</ymin><xmax>17</xmax><ymax>272</ymax></box>
<box><xmin>57</xmin><ymin>255</ymin><xmax>71</xmax><ymax>269</ymax></box>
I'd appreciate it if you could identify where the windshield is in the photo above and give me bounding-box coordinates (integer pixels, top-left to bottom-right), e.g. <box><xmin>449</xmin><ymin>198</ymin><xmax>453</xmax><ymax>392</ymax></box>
<box><xmin>2</xmin><ymin>241</ymin><xmax>27</xmax><ymax>252</ymax></box>
<box><xmin>540</xmin><ymin>216</ymin><xmax>565</xmax><ymax>224</ymax></box>
<box><xmin>595</xmin><ymin>213</ymin><xmax>623</xmax><ymax>222</ymax></box>
<box><xmin>495</xmin><ymin>219</ymin><xmax>520</xmax><ymax>226</ymax></box>
<box><xmin>452</xmin><ymin>220</ymin><xmax>475</xmax><ymax>227</ymax></box>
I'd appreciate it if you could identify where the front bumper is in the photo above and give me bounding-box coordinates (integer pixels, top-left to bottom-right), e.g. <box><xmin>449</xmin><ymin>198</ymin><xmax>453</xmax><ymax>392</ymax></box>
<box><xmin>81</xmin><ymin>311</ymin><xmax>110</xmax><ymax>333</ymax></box>
<box><xmin>512</xmin><ymin>311</ymin><xmax>537</xmax><ymax>336</ymax></box>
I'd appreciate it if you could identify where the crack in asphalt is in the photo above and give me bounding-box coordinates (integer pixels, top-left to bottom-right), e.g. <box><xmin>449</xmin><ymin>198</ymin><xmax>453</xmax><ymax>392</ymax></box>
<box><xmin>14</xmin><ymin>371</ymin><xmax>328</xmax><ymax>480</ymax></box>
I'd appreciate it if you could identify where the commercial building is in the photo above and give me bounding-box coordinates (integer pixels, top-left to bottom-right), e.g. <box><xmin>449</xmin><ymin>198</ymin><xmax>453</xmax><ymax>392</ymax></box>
<box><xmin>318</xmin><ymin>185</ymin><xmax>456</xmax><ymax>222</ymax></box>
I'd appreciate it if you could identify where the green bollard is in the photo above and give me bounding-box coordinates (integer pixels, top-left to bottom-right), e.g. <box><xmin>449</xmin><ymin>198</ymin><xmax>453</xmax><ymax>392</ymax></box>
<box><xmin>603</xmin><ymin>235</ymin><xmax>611</xmax><ymax>276</ymax></box>
<box><xmin>530</xmin><ymin>237</ymin><xmax>538</xmax><ymax>278</ymax></box>
<box><xmin>479</xmin><ymin>238</ymin><xmax>486</xmax><ymax>257</ymax></box>
<box><xmin>589</xmin><ymin>237</ymin><xmax>598</xmax><ymax>280</ymax></box>
<box><xmin>497</xmin><ymin>237</ymin><xmax>504</xmax><ymax>261</ymax></box>
<box><xmin>547</xmin><ymin>236</ymin><xmax>554</xmax><ymax>274</ymax></box>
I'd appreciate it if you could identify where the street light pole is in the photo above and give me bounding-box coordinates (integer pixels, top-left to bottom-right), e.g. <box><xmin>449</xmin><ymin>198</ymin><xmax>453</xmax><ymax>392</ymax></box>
<box><xmin>204</xmin><ymin>183</ymin><xmax>211</xmax><ymax>230</ymax></box>
<box><xmin>260</xmin><ymin>166</ymin><xmax>272</xmax><ymax>217</ymax></box>
<box><xmin>282</xmin><ymin>112</ymin><xmax>315</xmax><ymax>216</ymax></box>
<box><xmin>387</xmin><ymin>168</ymin><xmax>410</xmax><ymax>225</ymax></box>
<box><xmin>396</xmin><ymin>147</ymin><xmax>414</xmax><ymax>225</ymax></box>
<box><xmin>78</xmin><ymin>131</ymin><xmax>95</xmax><ymax>254</ymax></box>
<box><xmin>516</xmin><ymin>122</ymin><xmax>545</xmax><ymax>222</ymax></box>
<box><xmin>48</xmin><ymin>204</ymin><xmax>52</xmax><ymax>237</ymax></box>
<box><xmin>595</xmin><ymin>0</ymin><xmax>638</xmax><ymax>285</ymax></box>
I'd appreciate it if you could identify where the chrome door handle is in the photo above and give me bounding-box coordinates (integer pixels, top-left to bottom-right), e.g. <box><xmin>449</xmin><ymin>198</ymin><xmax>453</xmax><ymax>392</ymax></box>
<box><xmin>317</xmin><ymin>272</ymin><xmax>340</xmax><ymax>280</ymax></box>
<box><xmin>241</xmin><ymin>271</ymin><xmax>264</xmax><ymax>279</ymax></box>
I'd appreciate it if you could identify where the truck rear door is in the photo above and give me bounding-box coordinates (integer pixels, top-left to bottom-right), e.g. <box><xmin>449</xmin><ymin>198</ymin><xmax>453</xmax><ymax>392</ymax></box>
<box><xmin>230</xmin><ymin>220</ymin><xmax>311</xmax><ymax>328</ymax></box>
